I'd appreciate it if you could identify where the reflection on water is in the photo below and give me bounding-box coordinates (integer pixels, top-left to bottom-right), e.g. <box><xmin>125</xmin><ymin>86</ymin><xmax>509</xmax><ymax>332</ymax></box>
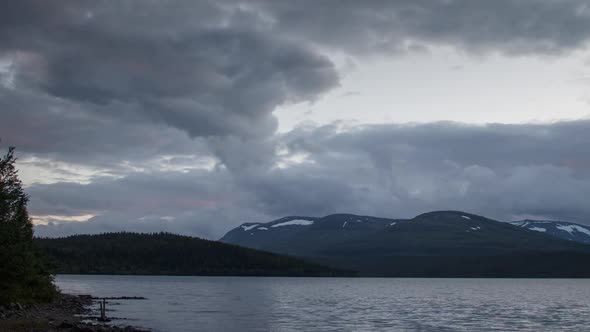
<box><xmin>56</xmin><ymin>275</ymin><xmax>590</xmax><ymax>332</ymax></box>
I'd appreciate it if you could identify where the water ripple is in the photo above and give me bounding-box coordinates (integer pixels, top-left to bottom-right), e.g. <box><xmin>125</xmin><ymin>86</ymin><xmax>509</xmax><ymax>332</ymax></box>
<box><xmin>57</xmin><ymin>276</ymin><xmax>590</xmax><ymax>332</ymax></box>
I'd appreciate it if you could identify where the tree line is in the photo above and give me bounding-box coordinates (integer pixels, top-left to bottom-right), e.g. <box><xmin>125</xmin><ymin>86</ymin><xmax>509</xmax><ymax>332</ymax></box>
<box><xmin>36</xmin><ymin>232</ymin><xmax>353</xmax><ymax>277</ymax></box>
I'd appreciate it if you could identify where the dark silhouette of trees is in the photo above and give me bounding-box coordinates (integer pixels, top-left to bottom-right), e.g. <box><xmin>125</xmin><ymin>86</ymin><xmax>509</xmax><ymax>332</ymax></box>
<box><xmin>0</xmin><ymin>146</ymin><xmax>57</xmax><ymax>304</ymax></box>
<box><xmin>36</xmin><ymin>232</ymin><xmax>353</xmax><ymax>277</ymax></box>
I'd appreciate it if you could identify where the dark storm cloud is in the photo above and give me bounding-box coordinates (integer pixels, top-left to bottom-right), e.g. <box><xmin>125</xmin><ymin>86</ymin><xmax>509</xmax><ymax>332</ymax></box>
<box><xmin>4</xmin><ymin>0</ymin><xmax>590</xmax><ymax>160</ymax></box>
<box><xmin>286</xmin><ymin>120</ymin><xmax>590</xmax><ymax>172</ymax></box>
<box><xmin>0</xmin><ymin>0</ymin><xmax>338</xmax><ymax>140</ymax></box>
<box><xmin>255</xmin><ymin>0</ymin><xmax>590</xmax><ymax>55</ymax></box>
<box><xmin>278</xmin><ymin>120</ymin><xmax>590</xmax><ymax>222</ymax></box>
<box><xmin>0</xmin><ymin>87</ymin><xmax>210</xmax><ymax>167</ymax></box>
<box><xmin>3</xmin><ymin>1</ymin><xmax>590</xmax><ymax>238</ymax></box>
<box><xmin>32</xmin><ymin>120</ymin><xmax>590</xmax><ymax>238</ymax></box>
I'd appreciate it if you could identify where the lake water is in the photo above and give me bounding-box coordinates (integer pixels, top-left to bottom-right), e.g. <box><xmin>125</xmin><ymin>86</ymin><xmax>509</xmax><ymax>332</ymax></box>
<box><xmin>56</xmin><ymin>275</ymin><xmax>590</xmax><ymax>332</ymax></box>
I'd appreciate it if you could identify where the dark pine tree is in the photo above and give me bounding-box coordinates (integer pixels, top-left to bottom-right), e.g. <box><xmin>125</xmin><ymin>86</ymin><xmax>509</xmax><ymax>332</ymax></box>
<box><xmin>0</xmin><ymin>146</ymin><xmax>57</xmax><ymax>304</ymax></box>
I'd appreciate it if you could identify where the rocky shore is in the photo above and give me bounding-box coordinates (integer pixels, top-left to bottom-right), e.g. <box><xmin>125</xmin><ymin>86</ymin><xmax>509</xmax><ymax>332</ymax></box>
<box><xmin>0</xmin><ymin>294</ymin><xmax>149</xmax><ymax>332</ymax></box>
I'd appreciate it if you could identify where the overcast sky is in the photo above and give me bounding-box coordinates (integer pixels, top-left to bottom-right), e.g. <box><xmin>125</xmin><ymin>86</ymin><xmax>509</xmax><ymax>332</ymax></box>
<box><xmin>2</xmin><ymin>0</ymin><xmax>590</xmax><ymax>239</ymax></box>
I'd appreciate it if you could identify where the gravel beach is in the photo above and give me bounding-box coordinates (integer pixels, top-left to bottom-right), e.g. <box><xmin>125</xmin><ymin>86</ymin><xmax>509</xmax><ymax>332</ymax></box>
<box><xmin>0</xmin><ymin>294</ymin><xmax>148</xmax><ymax>332</ymax></box>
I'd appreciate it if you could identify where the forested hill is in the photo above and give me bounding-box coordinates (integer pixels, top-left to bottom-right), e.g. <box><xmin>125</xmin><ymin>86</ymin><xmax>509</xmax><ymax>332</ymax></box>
<box><xmin>35</xmin><ymin>232</ymin><xmax>353</xmax><ymax>277</ymax></box>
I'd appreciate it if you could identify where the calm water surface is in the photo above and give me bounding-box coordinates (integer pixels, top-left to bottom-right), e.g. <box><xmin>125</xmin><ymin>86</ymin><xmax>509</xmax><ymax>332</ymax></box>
<box><xmin>56</xmin><ymin>275</ymin><xmax>590</xmax><ymax>332</ymax></box>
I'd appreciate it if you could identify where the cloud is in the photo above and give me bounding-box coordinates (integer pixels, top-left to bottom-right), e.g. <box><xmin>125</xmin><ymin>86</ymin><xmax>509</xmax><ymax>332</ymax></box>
<box><xmin>30</xmin><ymin>168</ymin><xmax>270</xmax><ymax>238</ymax></box>
<box><xmin>4</xmin><ymin>0</ymin><xmax>590</xmax><ymax>162</ymax></box>
<box><xmin>254</xmin><ymin>0</ymin><xmax>590</xmax><ymax>55</ymax></box>
<box><xmin>32</xmin><ymin>120</ymin><xmax>590</xmax><ymax>239</ymax></box>
<box><xmin>3</xmin><ymin>1</ymin><xmax>590</xmax><ymax>238</ymax></box>
<box><xmin>0</xmin><ymin>87</ymin><xmax>208</xmax><ymax>166</ymax></box>
<box><xmin>278</xmin><ymin>120</ymin><xmax>590</xmax><ymax>221</ymax></box>
<box><xmin>0</xmin><ymin>0</ymin><xmax>339</xmax><ymax>140</ymax></box>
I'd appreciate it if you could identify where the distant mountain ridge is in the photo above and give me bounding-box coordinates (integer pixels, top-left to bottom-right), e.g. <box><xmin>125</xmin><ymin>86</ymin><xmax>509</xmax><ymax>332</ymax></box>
<box><xmin>221</xmin><ymin>211</ymin><xmax>590</xmax><ymax>277</ymax></box>
<box><xmin>510</xmin><ymin>220</ymin><xmax>590</xmax><ymax>244</ymax></box>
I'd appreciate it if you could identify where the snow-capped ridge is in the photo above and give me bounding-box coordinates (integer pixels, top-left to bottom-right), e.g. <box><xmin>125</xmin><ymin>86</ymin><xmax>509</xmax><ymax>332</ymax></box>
<box><xmin>271</xmin><ymin>219</ymin><xmax>314</xmax><ymax>228</ymax></box>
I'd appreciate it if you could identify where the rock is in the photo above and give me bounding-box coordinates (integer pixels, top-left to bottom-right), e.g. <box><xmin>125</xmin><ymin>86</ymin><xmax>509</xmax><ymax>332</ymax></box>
<box><xmin>74</xmin><ymin>325</ymin><xmax>97</xmax><ymax>332</ymax></box>
<box><xmin>59</xmin><ymin>321</ymin><xmax>75</xmax><ymax>328</ymax></box>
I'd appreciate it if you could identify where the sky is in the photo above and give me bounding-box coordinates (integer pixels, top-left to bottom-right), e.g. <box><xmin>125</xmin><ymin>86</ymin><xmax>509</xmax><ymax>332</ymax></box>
<box><xmin>2</xmin><ymin>0</ymin><xmax>590</xmax><ymax>239</ymax></box>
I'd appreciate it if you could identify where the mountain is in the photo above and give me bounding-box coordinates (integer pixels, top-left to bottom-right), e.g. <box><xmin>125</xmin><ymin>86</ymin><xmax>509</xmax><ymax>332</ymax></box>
<box><xmin>221</xmin><ymin>211</ymin><xmax>590</xmax><ymax>277</ymax></box>
<box><xmin>35</xmin><ymin>232</ymin><xmax>353</xmax><ymax>277</ymax></box>
<box><xmin>510</xmin><ymin>220</ymin><xmax>590</xmax><ymax>244</ymax></box>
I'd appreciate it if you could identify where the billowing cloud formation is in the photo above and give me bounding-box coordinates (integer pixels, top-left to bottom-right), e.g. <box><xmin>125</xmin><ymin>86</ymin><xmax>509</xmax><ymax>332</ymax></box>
<box><xmin>4</xmin><ymin>0</ymin><xmax>590</xmax><ymax>156</ymax></box>
<box><xmin>33</xmin><ymin>120</ymin><xmax>590</xmax><ymax>238</ymax></box>
<box><xmin>2</xmin><ymin>1</ymin><xmax>590</xmax><ymax>238</ymax></box>
<box><xmin>0</xmin><ymin>88</ymin><xmax>207</xmax><ymax>167</ymax></box>
<box><xmin>1</xmin><ymin>0</ymin><xmax>338</xmax><ymax>139</ymax></box>
<box><xmin>280</xmin><ymin>121</ymin><xmax>590</xmax><ymax>220</ymax></box>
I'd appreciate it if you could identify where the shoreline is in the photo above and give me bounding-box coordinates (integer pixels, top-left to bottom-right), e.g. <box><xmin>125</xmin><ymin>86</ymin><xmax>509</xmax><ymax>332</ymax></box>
<box><xmin>0</xmin><ymin>293</ymin><xmax>148</xmax><ymax>332</ymax></box>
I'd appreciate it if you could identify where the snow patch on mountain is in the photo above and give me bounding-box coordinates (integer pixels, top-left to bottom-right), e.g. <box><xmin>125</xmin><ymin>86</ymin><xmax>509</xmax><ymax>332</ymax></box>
<box><xmin>271</xmin><ymin>219</ymin><xmax>315</xmax><ymax>228</ymax></box>
<box><xmin>556</xmin><ymin>224</ymin><xmax>590</xmax><ymax>237</ymax></box>
<box><xmin>241</xmin><ymin>224</ymin><xmax>258</xmax><ymax>231</ymax></box>
<box><xmin>510</xmin><ymin>220</ymin><xmax>590</xmax><ymax>244</ymax></box>
<box><xmin>529</xmin><ymin>227</ymin><xmax>546</xmax><ymax>232</ymax></box>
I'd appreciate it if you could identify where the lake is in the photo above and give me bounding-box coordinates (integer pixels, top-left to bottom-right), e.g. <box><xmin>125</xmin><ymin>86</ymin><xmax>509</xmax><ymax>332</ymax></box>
<box><xmin>56</xmin><ymin>275</ymin><xmax>590</xmax><ymax>331</ymax></box>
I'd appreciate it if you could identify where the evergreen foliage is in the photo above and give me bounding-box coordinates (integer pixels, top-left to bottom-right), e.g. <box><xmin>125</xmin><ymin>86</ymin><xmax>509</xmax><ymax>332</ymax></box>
<box><xmin>0</xmin><ymin>147</ymin><xmax>57</xmax><ymax>304</ymax></box>
<box><xmin>36</xmin><ymin>232</ymin><xmax>353</xmax><ymax>277</ymax></box>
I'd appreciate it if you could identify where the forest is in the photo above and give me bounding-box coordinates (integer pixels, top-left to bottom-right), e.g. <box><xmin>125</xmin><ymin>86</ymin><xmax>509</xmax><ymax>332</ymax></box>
<box><xmin>36</xmin><ymin>232</ymin><xmax>353</xmax><ymax>277</ymax></box>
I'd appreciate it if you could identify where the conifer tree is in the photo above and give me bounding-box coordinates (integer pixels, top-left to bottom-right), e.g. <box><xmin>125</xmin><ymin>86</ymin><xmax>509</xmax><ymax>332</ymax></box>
<box><xmin>0</xmin><ymin>146</ymin><xmax>57</xmax><ymax>304</ymax></box>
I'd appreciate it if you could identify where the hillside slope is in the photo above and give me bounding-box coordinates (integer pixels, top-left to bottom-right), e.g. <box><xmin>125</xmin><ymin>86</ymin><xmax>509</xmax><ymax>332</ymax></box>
<box><xmin>221</xmin><ymin>211</ymin><xmax>590</xmax><ymax>277</ymax></box>
<box><xmin>35</xmin><ymin>232</ymin><xmax>353</xmax><ymax>277</ymax></box>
